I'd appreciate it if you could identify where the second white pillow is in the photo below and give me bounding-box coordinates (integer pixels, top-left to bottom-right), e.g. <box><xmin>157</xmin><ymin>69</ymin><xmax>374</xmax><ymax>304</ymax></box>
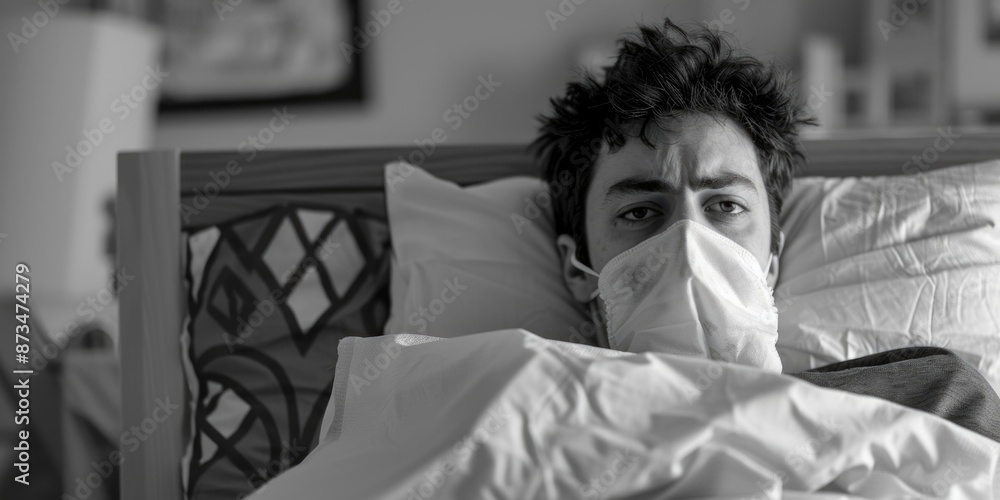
<box><xmin>383</xmin><ymin>162</ymin><xmax>596</xmax><ymax>345</ymax></box>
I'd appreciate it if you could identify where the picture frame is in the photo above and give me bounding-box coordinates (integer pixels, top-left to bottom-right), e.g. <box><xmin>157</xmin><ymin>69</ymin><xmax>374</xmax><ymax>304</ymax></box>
<box><xmin>151</xmin><ymin>0</ymin><xmax>364</xmax><ymax>111</ymax></box>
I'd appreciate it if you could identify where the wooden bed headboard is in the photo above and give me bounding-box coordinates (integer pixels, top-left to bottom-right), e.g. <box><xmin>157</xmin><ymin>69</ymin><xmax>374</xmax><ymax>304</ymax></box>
<box><xmin>116</xmin><ymin>132</ymin><xmax>1000</xmax><ymax>500</ymax></box>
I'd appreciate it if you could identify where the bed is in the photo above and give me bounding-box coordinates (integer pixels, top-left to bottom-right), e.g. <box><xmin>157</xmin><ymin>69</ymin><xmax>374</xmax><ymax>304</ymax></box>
<box><xmin>117</xmin><ymin>132</ymin><xmax>1000</xmax><ymax>500</ymax></box>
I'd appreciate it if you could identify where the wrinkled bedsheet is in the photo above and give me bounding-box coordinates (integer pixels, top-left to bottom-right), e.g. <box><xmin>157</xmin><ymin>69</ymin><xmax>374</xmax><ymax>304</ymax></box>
<box><xmin>249</xmin><ymin>329</ymin><xmax>1000</xmax><ymax>499</ymax></box>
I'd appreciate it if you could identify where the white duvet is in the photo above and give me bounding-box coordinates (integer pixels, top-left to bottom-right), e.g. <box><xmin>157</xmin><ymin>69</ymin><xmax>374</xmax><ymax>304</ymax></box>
<box><xmin>249</xmin><ymin>329</ymin><xmax>1000</xmax><ymax>499</ymax></box>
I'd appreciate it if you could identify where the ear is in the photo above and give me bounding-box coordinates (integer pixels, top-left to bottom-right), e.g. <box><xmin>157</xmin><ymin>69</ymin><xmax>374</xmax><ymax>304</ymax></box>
<box><xmin>766</xmin><ymin>230</ymin><xmax>785</xmax><ymax>288</ymax></box>
<box><xmin>556</xmin><ymin>234</ymin><xmax>597</xmax><ymax>304</ymax></box>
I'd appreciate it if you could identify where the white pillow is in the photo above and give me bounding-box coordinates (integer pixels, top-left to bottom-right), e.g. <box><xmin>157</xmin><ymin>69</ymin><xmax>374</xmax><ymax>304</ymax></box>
<box><xmin>382</xmin><ymin>162</ymin><xmax>595</xmax><ymax>344</ymax></box>
<box><xmin>775</xmin><ymin>161</ymin><xmax>1000</xmax><ymax>393</ymax></box>
<box><xmin>383</xmin><ymin>159</ymin><xmax>1000</xmax><ymax>392</ymax></box>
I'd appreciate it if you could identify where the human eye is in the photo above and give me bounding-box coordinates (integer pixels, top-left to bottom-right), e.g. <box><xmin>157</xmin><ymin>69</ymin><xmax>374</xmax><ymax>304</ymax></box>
<box><xmin>617</xmin><ymin>205</ymin><xmax>661</xmax><ymax>226</ymax></box>
<box><xmin>705</xmin><ymin>199</ymin><xmax>748</xmax><ymax>219</ymax></box>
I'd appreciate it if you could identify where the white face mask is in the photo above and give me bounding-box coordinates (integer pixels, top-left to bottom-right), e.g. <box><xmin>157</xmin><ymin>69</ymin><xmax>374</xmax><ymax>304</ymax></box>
<box><xmin>570</xmin><ymin>220</ymin><xmax>782</xmax><ymax>372</ymax></box>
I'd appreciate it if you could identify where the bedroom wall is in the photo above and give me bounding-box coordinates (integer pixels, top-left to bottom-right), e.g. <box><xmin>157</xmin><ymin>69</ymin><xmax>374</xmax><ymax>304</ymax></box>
<box><xmin>154</xmin><ymin>0</ymin><xmax>708</xmax><ymax>151</ymax></box>
<box><xmin>701</xmin><ymin>0</ymin><xmax>866</xmax><ymax>65</ymax></box>
<box><xmin>154</xmin><ymin>0</ymin><xmax>870</xmax><ymax>151</ymax></box>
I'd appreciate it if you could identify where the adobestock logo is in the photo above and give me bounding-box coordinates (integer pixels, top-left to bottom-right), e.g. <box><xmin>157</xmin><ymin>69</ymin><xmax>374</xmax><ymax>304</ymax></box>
<box><xmin>566</xmin><ymin>318</ymin><xmax>599</xmax><ymax>346</ymax></box>
<box><xmin>928</xmin><ymin>459</ymin><xmax>971</xmax><ymax>496</ymax></box>
<box><xmin>678</xmin><ymin>358</ymin><xmax>728</xmax><ymax>403</ymax></box>
<box><xmin>30</xmin><ymin>268</ymin><xmax>135</xmax><ymax>373</ymax></box>
<box><xmin>742</xmin><ymin>418</ymin><xmax>842</xmax><ymax>500</ymax></box>
<box><xmin>51</xmin><ymin>65</ymin><xmax>169</xmax><ymax>182</ymax></box>
<box><xmin>402</xmin><ymin>406</ymin><xmax>509</xmax><ymax>499</ymax></box>
<box><xmin>901</xmin><ymin>127</ymin><xmax>961</xmax><ymax>175</ymax></box>
<box><xmin>805</xmin><ymin>84</ymin><xmax>833</xmax><ymax>113</ymax></box>
<box><xmin>180</xmin><ymin>107</ymin><xmax>296</xmax><ymax>224</ymax></box>
<box><xmin>877</xmin><ymin>0</ymin><xmax>930</xmax><ymax>41</ymax></box>
<box><xmin>510</xmin><ymin>169</ymin><xmax>586</xmax><ymax>236</ymax></box>
<box><xmin>386</xmin><ymin>74</ymin><xmax>502</xmax><ymax>192</ymax></box>
<box><xmin>245</xmin><ymin>439</ymin><xmax>309</xmax><ymax>489</ymax></box>
<box><xmin>347</xmin><ymin>339</ymin><xmax>403</xmax><ymax>395</ymax></box>
<box><xmin>510</xmin><ymin>189</ymin><xmax>554</xmax><ymax>235</ymax></box>
<box><xmin>545</xmin><ymin>0</ymin><xmax>589</xmax><ymax>31</ymax></box>
<box><xmin>601</xmin><ymin>242</ymin><xmax>671</xmax><ymax>316</ymax></box>
<box><xmin>340</xmin><ymin>0</ymin><xmax>415</xmax><ymax>62</ymax></box>
<box><xmin>406</xmin><ymin>278</ymin><xmax>469</xmax><ymax>334</ymax></box>
<box><xmin>6</xmin><ymin>0</ymin><xmax>71</xmax><ymax>54</ymax></box>
<box><xmin>580</xmin><ymin>448</ymin><xmax>638</xmax><ymax>500</ymax></box>
<box><xmin>705</xmin><ymin>0</ymin><xmax>751</xmax><ymax>32</ymax></box>
<box><xmin>62</xmin><ymin>396</ymin><xmax>180</xmax><ymax>500</ymax></box>
<box><xmin>220</xmin><ymin>237</ymin><xmax>334</xmax><ymax>354</ymax></box>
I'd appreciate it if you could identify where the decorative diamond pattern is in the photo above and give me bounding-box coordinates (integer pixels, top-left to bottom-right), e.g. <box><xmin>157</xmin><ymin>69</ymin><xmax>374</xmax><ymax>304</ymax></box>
<box><xmin>205</xmin><ymin>388</ymin><xmax>251</xmax><ymax>439</ymax></box>
<box><xmin>324</xmin><ymin>218</ymin><xmax>365</xmax><ymax>298</ymax></box>
<box><xmin>262</xmin><ymin>217</ymin><xmax>306</xmax><ymax>288</ymax></box>
<box><xmin>297</xmin><ymin>208</ymin><xmax>334</xmax><ymax>243</ymax></box>
<box><xmin>284</xmin><ymin>261</ymin><xmax>330</xmax><ymax>334</ymax></box>
<box><xmin>199</xmin><ymin>383</ymin><xmax>251</xmax><ymax>465</ymax></box>
<box><xmin>183</xmin><ymin>203</ymin><xmax>391</xmax><ymax>499</ymax></box>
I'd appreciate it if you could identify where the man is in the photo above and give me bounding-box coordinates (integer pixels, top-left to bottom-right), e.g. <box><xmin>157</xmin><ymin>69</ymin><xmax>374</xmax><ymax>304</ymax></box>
<box><xmin>532</xmin><ymin>19</ymin><xmax>999</xmax><ymax>441</ymax></box>
<box><xmin>533</xmin><ymin>20</ymin><xmax>806</xmax><ymax>356</ymax></box>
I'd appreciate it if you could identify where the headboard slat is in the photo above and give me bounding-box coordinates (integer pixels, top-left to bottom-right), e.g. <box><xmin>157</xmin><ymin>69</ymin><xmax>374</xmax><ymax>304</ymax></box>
<box><xmin>177</xmin><ymin>145</ymin><xmax>536</xmax><ymax>228</ymax></box>
<box><xmin>118</xmin><ymin>150</ymin><xmax>186</xmax><ymax>500</ymax></box>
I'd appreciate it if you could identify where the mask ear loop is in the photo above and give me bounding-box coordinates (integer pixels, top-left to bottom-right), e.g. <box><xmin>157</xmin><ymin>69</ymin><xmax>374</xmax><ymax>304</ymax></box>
<box><xmin>569</xmin><ymin>251</ymin><xmax>601</xmax><ymax>300</ymax></box>
<box><xmin>764</xmin><ymin>230</ymin><xmax>785</xmax><ymax>281</ymax></box>
<box><xmin>762</xmin><ymin>251</ymin><xmax>780</xmax><ymax>318</ymax></box>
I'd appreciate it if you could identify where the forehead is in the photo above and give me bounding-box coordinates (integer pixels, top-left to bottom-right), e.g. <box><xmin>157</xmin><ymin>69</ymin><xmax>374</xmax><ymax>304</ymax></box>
<box><xmin>592</xmin><ymin>114</ymin><xmax>761</xmax><ymax>189</ymax></box>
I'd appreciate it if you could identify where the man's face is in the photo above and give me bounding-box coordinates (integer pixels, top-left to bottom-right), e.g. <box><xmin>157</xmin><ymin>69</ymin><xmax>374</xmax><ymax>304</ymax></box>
<box><xmin>557</xmin><ymin>112</ymin><xmax>782</xmax><ymax>347</ymax></box>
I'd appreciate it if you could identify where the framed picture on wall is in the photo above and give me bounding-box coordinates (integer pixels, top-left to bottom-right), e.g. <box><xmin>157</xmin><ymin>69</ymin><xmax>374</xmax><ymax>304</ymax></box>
<box><xmin>152</xmin><ymin>0</ymin><xmax>364</xmax><ymax>111</ymax></box>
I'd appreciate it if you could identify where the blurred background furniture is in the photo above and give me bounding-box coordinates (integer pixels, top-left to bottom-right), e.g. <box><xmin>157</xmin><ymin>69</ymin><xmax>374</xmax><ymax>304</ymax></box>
<box><xmin>0</xmin><ymin>10</ymin><xmax>161</xmax><ymax>347</ymax></box>
<box><xmin>0</xmin><ymin>8</ymin><xmax>160</xmax><ymax>500</ymax></box>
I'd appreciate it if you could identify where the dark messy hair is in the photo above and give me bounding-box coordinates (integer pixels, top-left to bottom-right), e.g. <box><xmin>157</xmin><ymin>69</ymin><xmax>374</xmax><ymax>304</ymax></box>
<box><xmin>531</xmin><ymin>18</ymin><xmax>815</xmax><ymax>266</ymax></box>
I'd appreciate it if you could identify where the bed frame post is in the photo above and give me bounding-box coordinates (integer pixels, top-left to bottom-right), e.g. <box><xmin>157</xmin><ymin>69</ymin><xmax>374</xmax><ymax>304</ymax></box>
<box><xmin>118</xmin><ymin>150</ymin><xmax>185</xmax><ymax>500</ymax></box>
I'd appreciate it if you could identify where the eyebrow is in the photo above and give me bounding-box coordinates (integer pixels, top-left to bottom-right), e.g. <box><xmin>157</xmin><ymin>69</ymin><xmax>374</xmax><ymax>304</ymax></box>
<box><xmin>602</xmin><ymin>172</ymin><xmax>758</xmax><ymax>207</ymax></box>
